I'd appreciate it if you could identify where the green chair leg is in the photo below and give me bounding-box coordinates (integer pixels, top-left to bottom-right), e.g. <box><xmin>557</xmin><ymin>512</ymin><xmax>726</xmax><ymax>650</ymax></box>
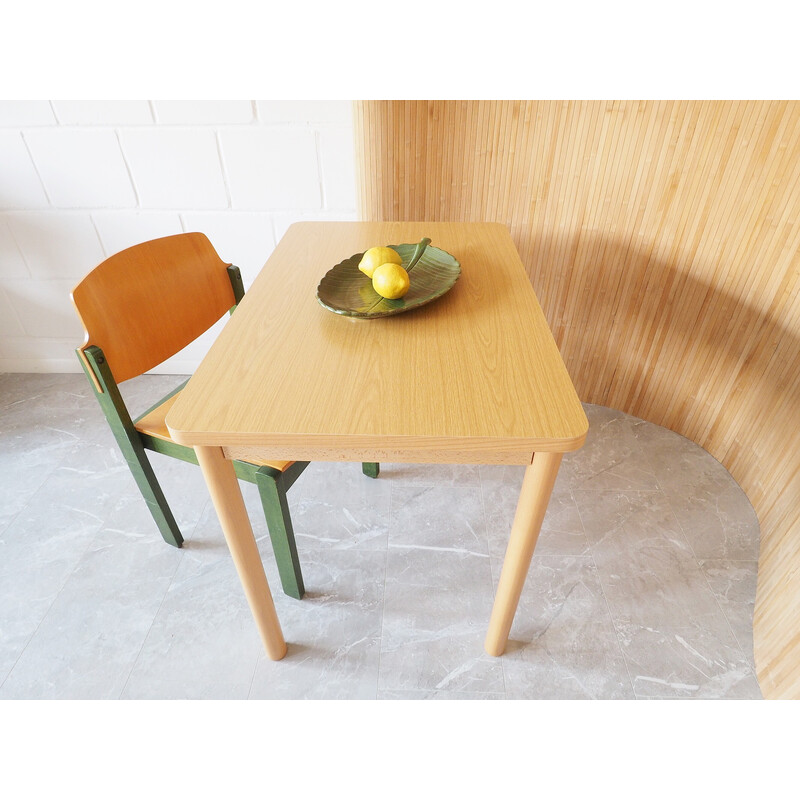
<box><xmin>78</xmin><ymin>346</ymin><xmax>184</xmax><ymax>549</ymax></box>
<box><xmin>254</xmin><ymin>467</ymin><xmax>305</xmax><ymax>600</ymax></box>
<box><xmin>362</xmin><ymin>462</ymin><xmax>380</xmax><ymax>479</ymax></box>
<box><xmin>127</xmin><ymin>452</ymin><xmax>184</xmax><ymax>548</ymax></box>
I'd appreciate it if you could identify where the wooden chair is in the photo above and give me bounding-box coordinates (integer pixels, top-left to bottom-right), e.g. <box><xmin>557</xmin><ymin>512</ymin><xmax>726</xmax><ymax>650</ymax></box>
<box><xmin>71</xmin><ymin>232</ymin><xmax>380</xmax><ymax>600</ymax></box>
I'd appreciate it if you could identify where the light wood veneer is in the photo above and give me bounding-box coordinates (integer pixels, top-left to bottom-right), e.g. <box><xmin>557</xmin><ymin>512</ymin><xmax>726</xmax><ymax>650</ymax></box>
<box><xmin>354</xmin><ymin>100</ymin><xmax>800</xmax><ymax>699</ymax></box>
<box><xmin>167</xmin><ymin>221</ymin><xmax>587</xmax><ymax>659</ymax></box>
<box><xmin>167</xmin><ymin>222</ymin><xmax>588</xmax><ymax>461</ymax></box>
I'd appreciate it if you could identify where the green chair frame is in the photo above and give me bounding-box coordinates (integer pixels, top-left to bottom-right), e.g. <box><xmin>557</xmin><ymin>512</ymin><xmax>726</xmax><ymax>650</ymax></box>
<box><xmin>75</xmin><ymin>254</ymin><xmax>379</xmax><ymax>601</ymax></box>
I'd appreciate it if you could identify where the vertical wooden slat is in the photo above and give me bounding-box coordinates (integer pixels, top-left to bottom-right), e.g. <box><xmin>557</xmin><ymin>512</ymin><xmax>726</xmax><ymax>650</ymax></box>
<box><xmin>353</xmin><ymin>99</ymin><xmax>800</xmax><ymax>699</ymax></box>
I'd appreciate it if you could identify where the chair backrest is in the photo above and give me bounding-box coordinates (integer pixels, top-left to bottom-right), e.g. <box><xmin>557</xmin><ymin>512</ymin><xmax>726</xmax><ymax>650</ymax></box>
<box><xmin>71</xmin><ymin>233</ymin><xmax>236</xmax><ymax>384</ymax></box>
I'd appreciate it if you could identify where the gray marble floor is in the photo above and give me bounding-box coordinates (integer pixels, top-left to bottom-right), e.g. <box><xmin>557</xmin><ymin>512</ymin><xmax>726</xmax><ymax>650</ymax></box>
<box><xmin>0</xmin><ymin>373</ymin><xmax>762</xmax><ymax>699</ymax></box>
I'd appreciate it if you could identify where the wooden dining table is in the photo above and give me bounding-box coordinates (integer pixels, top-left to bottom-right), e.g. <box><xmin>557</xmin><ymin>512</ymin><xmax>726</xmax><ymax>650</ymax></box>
<box><xmin>166</xmin><ymin>221</ymin><xmax>588</xmax><ymax>661</ymax></box>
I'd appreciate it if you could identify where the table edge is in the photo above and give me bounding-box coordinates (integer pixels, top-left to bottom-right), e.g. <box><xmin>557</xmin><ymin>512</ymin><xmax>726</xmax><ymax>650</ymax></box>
<box><xmin>165</xmin><ymin>426</ymin><xmax>589</xmax><ymax>464</ymax></box>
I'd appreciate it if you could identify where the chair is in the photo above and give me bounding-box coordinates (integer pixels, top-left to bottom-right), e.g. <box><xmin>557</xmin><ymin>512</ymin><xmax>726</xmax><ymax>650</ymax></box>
<box><xmin>70</xmin><ymin>232</ymin><xmax>380</xmax><ymax>600</ymax></box>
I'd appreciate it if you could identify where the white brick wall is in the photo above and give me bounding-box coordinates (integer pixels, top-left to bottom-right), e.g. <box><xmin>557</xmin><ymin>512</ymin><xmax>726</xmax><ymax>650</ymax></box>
<box><xmin>0</xmin><ymin>132</ymin><xmax>50</xmax><ymax>208</ymax></box>
<box><xmin>0</xmin><ymin>100</ymin><xmax>359</xmax><ymax>374</ymax></box>
<box><xmin>23</xmin><ymin>129</ymin><xmax>136</xmax><ymax>208</ymax></box>
<box><xmin>120</xmin><ymin>128</ymin><xmax>229</xmax><ymax>209</ymax></box>
<box><xmin>220</xmin><ymin>128</ymin><xmax>321</xmax><ymax>209</ymax></box>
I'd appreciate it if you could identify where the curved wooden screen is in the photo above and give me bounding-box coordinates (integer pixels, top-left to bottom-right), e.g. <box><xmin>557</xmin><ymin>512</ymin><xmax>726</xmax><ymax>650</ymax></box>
<box><xmin>354</xmin><ymin>100</ymin><xmax>800</xmax><ymax>699</ymax></box>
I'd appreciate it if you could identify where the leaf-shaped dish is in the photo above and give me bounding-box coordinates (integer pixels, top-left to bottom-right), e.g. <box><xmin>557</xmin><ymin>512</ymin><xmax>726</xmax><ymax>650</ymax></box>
<box><xmin>316</xmin><ymin>240</ymin><xmax>461</xmax><ymax>318</ymax></box>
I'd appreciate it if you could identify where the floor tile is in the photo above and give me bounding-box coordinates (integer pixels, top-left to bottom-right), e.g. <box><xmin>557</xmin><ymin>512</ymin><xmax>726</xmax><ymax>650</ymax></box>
<box><xmin>561</xmin><ymin>405</ymin><xmax>661</xmax><ymax>492</ymax></box>
<box><xmin>0</xmin><ymin>559</ymin><xmax>70</xmax><ymax>684</ymax></box>
<box><xmin>699</xmin><ymin>558</ymin><xmax>758</xmax><ymax>658</ymax></box>
<box><xmin>249</xmin><ymin>548</ymin><xmax>385</xmax><ymax>699</ymax></box>
<box><xmin>119</xmin><ymin>508</ymin><xmax>263</xmax><ymax>699</ymax></box>
<box><xmin>376</xmin><ymin>689</ymin><xmax>506</xmax><ymax>700</ymax></box>
<box><xmin>484</xmin><ymin>480</ymin><xmax>589</xmax><ymax>560</ymax></box>
<box><xmin>381</xmin><ymin>462</ymin><xmax>482</xmax><ymax>488</ymax></box>
<box><xmin>0</xmin><ymin>376</ymin><xmax>764</xmax><ymax>701</ymax></box>
<box><xmin>379</xmin><ymin>547</ymin><xmax>503</xmax><ymax>694</ymax></box>
<box><xmin>581</xmin><ymin>491</ymin><xmax>730</xmax><ymax>631</ymax></box>
<box><xmin>618</xmin><ymin>622</ymin><xmax>762</xmax><ymax>699</ymax></box>
<box><xmin>287</xmin><ymin>461</ymin><xmax>391</xmax><ymax>552</ymax></box>
<box><xmin>668</xmin><ymin>483</ymin><xmax>761</xmax><ymax>561</ymax></box>
<box><xmin>389</xmin><ymin>484</ymin><xmax>489</xmax><ymax>554</ymax></box>
<box><xmin>497</xmin><ymin>555</ymin><xmax>634</xmax><ymax>699</ymax></box>
<box><xmin>0</xmin><ymin>500</ymin><xmax>183</xmax><ymax>699</ymax></box>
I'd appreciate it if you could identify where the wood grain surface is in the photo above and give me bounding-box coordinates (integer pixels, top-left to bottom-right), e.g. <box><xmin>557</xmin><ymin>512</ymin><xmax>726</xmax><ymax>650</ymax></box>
<box><xmin>353</xmin><ymin>100</ymin><xmax>800</xmax><ymax>699</ymax></box>
<box><xmin>166</xmin><ymin>221</ymin><xmax>588</xmax><ymax>463</ymax></box>
<box><xmin>71</xmin><ymin>233</ymin><xmax>236</xmax><ymax>384</ymax></box>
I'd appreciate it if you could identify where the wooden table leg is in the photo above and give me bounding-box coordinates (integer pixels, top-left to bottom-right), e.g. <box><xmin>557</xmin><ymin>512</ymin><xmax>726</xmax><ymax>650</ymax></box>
<box><xmin>484</xmin><ymin>451</ymin><xmax>563</xmax><ymax>657</ymax></box>
<box><xmin>194</xmin><ymin>445</ymin><xmax>287</xmax><ymax>661</ymax></box>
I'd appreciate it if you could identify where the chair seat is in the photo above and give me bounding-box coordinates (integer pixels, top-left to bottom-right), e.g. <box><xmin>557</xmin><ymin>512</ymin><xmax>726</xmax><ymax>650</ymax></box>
<box><xmin>135</xmin><ymin>391</ymin><xmax>294</xmax><ymax>472</ymax></box>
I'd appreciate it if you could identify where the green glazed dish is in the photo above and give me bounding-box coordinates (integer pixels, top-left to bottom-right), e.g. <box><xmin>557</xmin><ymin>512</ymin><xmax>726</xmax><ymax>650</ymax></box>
<box><xmin>316</xmin><ymin>238</ymin><xmax>461</xmax><ymax>318</ymax></box>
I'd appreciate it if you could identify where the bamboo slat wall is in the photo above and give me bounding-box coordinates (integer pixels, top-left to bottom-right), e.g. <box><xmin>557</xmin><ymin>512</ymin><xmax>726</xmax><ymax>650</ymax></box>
<box><xmin>353</xmin><ymin>100</ymin><xmax>800</xmax><ymax>699</ymax></box>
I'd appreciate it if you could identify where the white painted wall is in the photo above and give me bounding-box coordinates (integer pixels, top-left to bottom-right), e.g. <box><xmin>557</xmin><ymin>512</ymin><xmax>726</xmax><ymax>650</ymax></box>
<box><xmin>0</xmin><ymin>100</ymin><xmax>358</xmax><ymax>374</ymax></box>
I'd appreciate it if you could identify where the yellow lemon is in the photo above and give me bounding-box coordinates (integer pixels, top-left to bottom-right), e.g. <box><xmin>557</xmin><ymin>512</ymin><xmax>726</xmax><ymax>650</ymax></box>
<box><xmin>372</xmin><ymin>263</ymin><xmax>410</xmax><ymax>299</ymax></box>
<box><xmin>359</xmin><ymin>246</ymin><xmax>402</xmax><ymax>278</ymax></box>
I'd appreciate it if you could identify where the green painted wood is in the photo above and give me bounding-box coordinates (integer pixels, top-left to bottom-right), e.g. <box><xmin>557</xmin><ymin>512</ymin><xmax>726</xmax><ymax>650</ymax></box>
<box><xmin>240</xmin><ymin>460</ymin><xmax>278</xmax><ymax>482</ymax></box>
<box><xmin>362</xmin><ymin>462</ymin><xmax>380</xmax><ymax>479</ymax></box>
<box><xmin>79</xmin><ymin>346</ymin><xmax>183</xmax><ymax>548</ymax></box>
<box><xmin>255</xmin><ymin>468</ymin><xmax>305</xmax><ymax>600</ymax></box>
<box><xmin>138</xmin><ymin>432</ymin><xmax>198</xmax><ymax>466</ymax></box>
<box><xmin>93</xmin><ymin>364</ymin><xmax>313</xmax><ymax>595</ymax></box>
<box><xmin>277</xmin><ymin>460</ymin><xmax>310</xmax><ymax>492</ymax></box>
<box><xmin>141</xmin><ymin>436</ymin><xmax>311</xmax><ymax>490</ymax></box>
<box><xmin>136</xmin><ymin>422</ymin><xmax>312</xmax><ymax>600</ymax></box>
<box><xmin>73</xmin><ymin>262</ymin><xmax>338</xmax><ymax>598</ymax></box>
<box><xmin>140</xmin><ymin>433</ymin><xmax>260</xmax><ymax>483</ymax></box>
<box><xmin>316</xmin><ymin>239</ymin><xmax>460</xmax><ymax>318</ymax></box>
<box><xmin>227</xmin><ymin>265</ymin><xmax>245</xmax><ymax>306</ymax></box>
<box><xmin>133</xmin><ymin>378</ymin><xmax>190</xmax><ymax>426</ymax></box>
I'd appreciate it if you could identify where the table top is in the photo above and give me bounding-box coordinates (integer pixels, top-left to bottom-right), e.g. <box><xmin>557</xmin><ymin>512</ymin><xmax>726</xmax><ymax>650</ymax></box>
<box><xmin>166</xmin><ymin>222</ymin><xmax>588</xmax><ymax>465</ymax></box>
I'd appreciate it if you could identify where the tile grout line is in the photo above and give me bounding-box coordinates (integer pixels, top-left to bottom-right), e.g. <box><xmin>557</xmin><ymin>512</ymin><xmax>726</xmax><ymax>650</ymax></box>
<box><xmin>116</xmin><ymin>551</ymin><xmax>185</xmax><ymax>700</ymax></box>
<box><xmin>478</xmin><ymin>466</ymin><xmax>507</xmax><ymax>699</ymax></box>
<box><xmin>572</xmin><ymin>480</ymin><xmax>641</xmax><ymax>700</ymax></box>
<box><xmin>652</xmin><ymin>455</ymin><xmax>756</xmax><ymax>662</ymax></box>
<box><xmin>582</xmin><ymin>414</ymin><xmax>759</xmax><ymax>698</ymax></box>
<box><xmin>579</xmin><ymin>417</ymin><xmax>716</xmax><ymax>698</ymax></box>
<box><xmin>0</xmin><ymin>464</ymin><xmax>57</xmax><ymax>539</ymax></box>
<box><xmin>0</xmin><ymin>422</ymin><xmax>98</xmax><ymax>690</ymax></box>
<box><xmin>0</xmin><ymin>453</ymin><xmax>127</xmax><ymax>695</ymax></box>
<box><xmin>374</xmin><ymin>471</ymin><xmax>393</xmax><ymax>699</ymax></box>
<box><xmin>662</xmin><ymin>494</ymin><xmax>759</xmax><ymax>683</ymax></box>
<box><xmin>246</xmin><ymin>648</ymin><xmax>262</xmax><ymax>701</ymax></box>
<box><xmin>117</xmin><ymin>497</ymin><xmax>211</xmax><ymax>699</ymax></box>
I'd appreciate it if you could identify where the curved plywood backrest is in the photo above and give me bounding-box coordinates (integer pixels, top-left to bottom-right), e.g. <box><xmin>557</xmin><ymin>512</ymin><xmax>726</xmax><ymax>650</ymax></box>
<box><xmin>71</xmin><ymin>232</ymin><xmax>235</xmax><ymax>384</ymax></box>
<box><xmin>354</xmin><ymin>100</ymin><xmax>800</xmax><ymax>699</ymax></box>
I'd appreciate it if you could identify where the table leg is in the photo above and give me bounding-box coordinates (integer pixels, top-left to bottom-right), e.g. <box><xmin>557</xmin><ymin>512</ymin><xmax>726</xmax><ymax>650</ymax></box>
<box><xmin>194</xmin><ymin>445</ymin><xmax>287</xmax><ymax>661</ymax></box>
<box><xmin>484</xmin><ymin>451</ymin><xmax>563</xmax><ymax>657</ymax></box>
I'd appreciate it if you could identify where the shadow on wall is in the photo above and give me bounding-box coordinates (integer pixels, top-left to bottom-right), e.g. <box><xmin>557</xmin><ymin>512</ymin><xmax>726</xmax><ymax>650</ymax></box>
<box><xmin>520</xmin><ymin>231</ymin><xmax>800</xmax><ymax>479</ymax></box>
